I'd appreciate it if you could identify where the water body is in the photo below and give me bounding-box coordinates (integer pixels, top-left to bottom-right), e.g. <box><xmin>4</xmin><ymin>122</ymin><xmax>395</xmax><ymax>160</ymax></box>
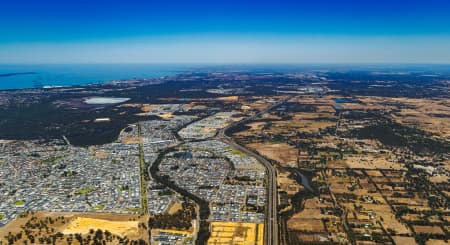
<box><xmin>84</xmin><ymin>97</ymin><xmax>130</xmax><ymax>105</ymax></box>
<box><xmin>0</xmin><ymin>64</ymin><xmax>189</xmax><ymax>90</ymax></box>
<box><xmin>291</xmin><ymin>168</ymin><xmax>313</xmax><ymax>192</ymax></box>
<box><xmin>333</xmin><ymin>104</ymin><xmax>343</xmax><ymax>110</ymax></box>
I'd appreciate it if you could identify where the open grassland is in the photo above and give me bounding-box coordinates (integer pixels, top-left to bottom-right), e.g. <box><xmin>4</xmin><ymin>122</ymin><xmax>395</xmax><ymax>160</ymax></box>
<box><xmin>247</xmin><ymin>142</ymin><xmax>298</xmax><ymax>167</ymax></box>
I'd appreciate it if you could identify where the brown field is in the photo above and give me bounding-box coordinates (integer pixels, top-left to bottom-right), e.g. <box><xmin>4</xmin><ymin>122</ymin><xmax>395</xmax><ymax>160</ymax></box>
<box><xmin>247</xmin><ymin>142</ymin><xmax>297</xmax><ymax>167</ymax></box>
<box><xmin>140</xmin><ymin>104</ymin><xmax>154</xmax><ymax>112</ymax></box>
<box><xmin>363</xmin><ymin>204</ymin><xmax>410</xmax><ymax>234</ymax></box>
<box><xmin>444</xmin><ymin>216</ymin><xmax>450</xmax><ymax>223</ymax></box>
<box><xmin>443</xmin><ymin>160</ymin><xmax>450</xmax><ymax>172</ymax></box>
<box><xmin>121</xmin><ymin>137</ymin><xmax>142</xmax><ymax>144</ymax></box>
<box><xmin>443</xmin><ymin>191</ymin><xmax>450</xmax><ymax>198</ymax></box>
<box><xmin>183</xmin><ymin>102</ymin><xmax>207</xmax><ymax>110</ymax></box>
<box><xmin>289</xmin><ymin>96</ymin><xmax>335</xmax><ymax>105</ymax></box>
<box><xmin>392</xmin><ymin>236</ymin><xmax>418</xmax><ymax>245</ymax></box>
<box><xmin>159</xmin><ymin>112</ymin><xmax>174</xmax><ymax>119</ymax></box>
<box><xmin>405</xmin><ymin>205</ymin><xmax>432</xmax><ymax>212</ymax></box>
<box><xmin>277</xmin><ymin>170</ymin><xmax>303</xmax><ymax>196</ymax></box>
<box><xmin>287</xmin><ymin>198</ymin><xmax>337</xmax><ymax>233</ymax></box>
<box><xmin>288</xmin><ymin>219</ymin><xmax>325</xmax><ymax>232</ymax></box>
<box><xmin>402</xmin><ymin>214</ymin><xmax>422</xmax><ymax>222</ymax></box>
<box><xmin>217</xmin><ymin>96</ymin><xmax>239</xmax><ymax>102</ymax></box>
<box><xmin>245</xmin><ymin>100</ymin><xmax>271</xmax><ymax>111</ymax></box>
<box><xmin>342</xmin><ymin>154</ymin><xmax>406</xmax><ymax>170</ymax></box>
<box><xmin>388</xmin><ymin>197</ymin><xmax>428</xmax><ymax>206</ymax></box>
<box><xmin>365</xmin><ymin>170</ymin><xmax>384</xmax><ymax>177</ymax></box>
<box><xmin>93</xmin><ymin>151</ymin><xmax>109</xmax><ymax>158</ymax></box>
<box><xmin>413</xmin><ymin>225</ymin><xmax>445</xmax><ymax>235</ymax></box>
<box><xmin>426</xmin><ymin>239</ymin><xmax>450</xmax><ymax>245</ymax></box>
<box><xmin>273</xmin><ymin>119</ymin><xmax>335</xmax><ymax>134</ymax></box>
<box><xmin>339</xmin><ymin>103</ymin><xmax>378</xmax><ymax>111</ymax></box>
<box><xmin>295</xmin><ymin>233</ymin><xmax>330</xmax><ymax>243</ymax></box>
<box><xmin>429</xmin><ymin>175</ymin><xmax>449</xmax><ymax>183</ymax></box>
<box><xmin>168</xmin><ymin>202</ymin><xmax>183</xmax><ymax>215</ymax></box>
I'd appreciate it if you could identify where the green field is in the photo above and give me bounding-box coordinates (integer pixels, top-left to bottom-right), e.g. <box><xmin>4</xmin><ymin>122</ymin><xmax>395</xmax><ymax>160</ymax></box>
<box><xmin>230</xmin><ymin>149</ymin><xmax>246</xmax><ymax>157</ymax></box>
<box><xmin>92</xmin><ymin>205</ymin><xmax>105</xmax><ymax>210</ymax></box>
<box><xmin>75</xmin><ymin>187</ymin><xmax>95</xmax><ymax>194</ymax></box>
<box><xmin>42</xmin><ymin>156</ymin><xmax>64</xmax><ymax>164</ymax></box>
<box><xmin>0</xmin><ymin>213</ymin><xmax>4</xmax><ymax>220</ymax></box>
<box><xmin>13</xmin><ymin>200</ymin><xmax>26</xmax><ymax>206</ymax></box>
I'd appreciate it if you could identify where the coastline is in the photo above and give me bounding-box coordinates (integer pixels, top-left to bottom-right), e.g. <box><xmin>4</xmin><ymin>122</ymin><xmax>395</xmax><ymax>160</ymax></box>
<box><xmin>0</xmin><ymin>64</ymin><xmax>185</xmax><ymax>90</ymax></box>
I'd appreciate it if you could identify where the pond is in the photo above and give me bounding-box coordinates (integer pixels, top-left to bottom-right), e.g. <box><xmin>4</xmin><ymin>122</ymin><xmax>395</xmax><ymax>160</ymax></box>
<box><xmin>84</xmin><ymin>97</ymin><xmax>130</xmax><ymax>105</ymax></box>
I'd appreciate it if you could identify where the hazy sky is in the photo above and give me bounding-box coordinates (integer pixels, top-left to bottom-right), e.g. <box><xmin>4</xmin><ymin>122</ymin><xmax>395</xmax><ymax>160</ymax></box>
<box><xmin>1</xmin><ymin>0</ymin><xmax>450</xmax><ymax>64</ymax></box>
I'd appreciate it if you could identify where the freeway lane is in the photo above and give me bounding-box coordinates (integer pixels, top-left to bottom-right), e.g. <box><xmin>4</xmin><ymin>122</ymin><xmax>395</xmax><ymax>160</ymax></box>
<box><xmin>220</xmin><ymin>138</ymin><xmax>278</xmax><ymax>245</ymax></box>
<box><xmin>217</xmin><ymin>96</ymin><xmax>293</xmax><ymax>245</ymax></box>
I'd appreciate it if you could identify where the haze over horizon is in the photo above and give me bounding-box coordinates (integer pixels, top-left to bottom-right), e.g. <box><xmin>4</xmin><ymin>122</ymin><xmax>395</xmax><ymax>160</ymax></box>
<box><xmin>1</xmin><ymin>0</ymin><xmax>450</xmax><ymax>64</ymax></box>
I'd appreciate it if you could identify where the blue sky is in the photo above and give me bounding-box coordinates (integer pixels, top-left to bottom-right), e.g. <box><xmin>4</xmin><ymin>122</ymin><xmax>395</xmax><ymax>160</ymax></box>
<box><xmin>1</xmin><ymin>0</ymin><xmax>450</xmax><ymax>64</ymax></box>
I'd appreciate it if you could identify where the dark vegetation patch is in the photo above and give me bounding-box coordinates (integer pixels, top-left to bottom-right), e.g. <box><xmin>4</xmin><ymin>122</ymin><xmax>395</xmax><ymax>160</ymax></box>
<box><xmin>225</xmin><ymin>124</ymin><xmax>251</xmax><ymax>137</ymax></box>
<box><xmin>349</xmin><ymin>121</ymin><xmax>450</xmax><ymax>156</ymax></box>
<box><xmin>0</xmin><ymin>102</ymin><xmax>159</xmax><ymax>146</ymax></box>
<box><xmin>148</xmin><ymin>200</ymin><xmax>196</xmax><ymax>230</ymax></box>
<box><xmin>325</xmin><ymin>71</ymin><xmax>449</xmax><ymax>98</ymax></box>
<box><xmin>275</xmin><ymin>102</ymin><xmax>316</xmax><ymax>113</ymax></box>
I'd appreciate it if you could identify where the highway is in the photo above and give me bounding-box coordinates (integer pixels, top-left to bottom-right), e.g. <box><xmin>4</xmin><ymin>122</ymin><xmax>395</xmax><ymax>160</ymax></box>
<box><xmin>217</xmin><ymin>96</ymin><xmax>293</xmax><ymax>245</ymax></box>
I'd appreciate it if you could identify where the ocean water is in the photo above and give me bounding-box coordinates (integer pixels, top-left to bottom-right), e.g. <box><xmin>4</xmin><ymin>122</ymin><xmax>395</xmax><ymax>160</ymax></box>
<box><xmin>0</xmin><ymin>64</ymin><xmax>188</xmax><ymax>90</ymax></box>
